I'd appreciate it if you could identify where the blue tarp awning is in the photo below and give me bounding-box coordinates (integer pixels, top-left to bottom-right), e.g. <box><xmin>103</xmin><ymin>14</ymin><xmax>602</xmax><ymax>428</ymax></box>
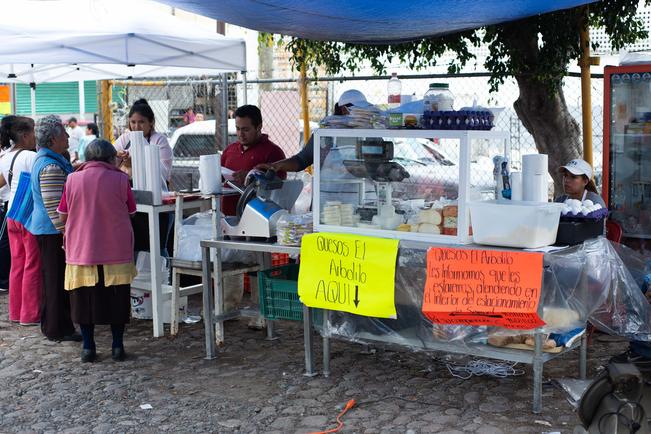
<box><xmin>156</xmin><ymin>0</ymin><xmax>598</xmax><ymax>43</ymax></box>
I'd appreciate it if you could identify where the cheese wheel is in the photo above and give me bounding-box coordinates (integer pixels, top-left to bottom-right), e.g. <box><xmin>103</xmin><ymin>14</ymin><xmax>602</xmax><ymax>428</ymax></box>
<box><xmin>418</xmin><ymin>223</ymin><xmax>441</xmax><ymax>234</ymax></box>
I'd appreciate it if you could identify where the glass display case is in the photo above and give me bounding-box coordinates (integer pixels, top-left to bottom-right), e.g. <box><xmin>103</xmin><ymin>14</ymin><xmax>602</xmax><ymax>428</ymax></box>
<box><xmin>604</xmin><ymin>65</ymin><xmax>651</xmax><ymax>255</ymax></box>
<box><xmin>313</xmin><ymin>129</ymin><xmax>510</xmax><ymax>244</ymax></box>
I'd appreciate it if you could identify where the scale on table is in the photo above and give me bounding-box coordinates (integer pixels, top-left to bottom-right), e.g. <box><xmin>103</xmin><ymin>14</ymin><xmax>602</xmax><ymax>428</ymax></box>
<box><xmin>221</xmin><ymin>170</ymin><xmax>303</xmax><ymax>239</ymax></box>
<box><xmin>342</xmin><ymin>139</ymin><xmax>410</xmax><ymax>208</ymax></box>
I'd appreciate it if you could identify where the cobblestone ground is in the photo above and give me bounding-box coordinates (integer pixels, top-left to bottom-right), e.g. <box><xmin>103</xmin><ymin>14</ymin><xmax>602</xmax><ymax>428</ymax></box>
<box><xmin>0</xmin><ymin>293</ymin><xmax>628</xmax><ymax>434</ymax></box>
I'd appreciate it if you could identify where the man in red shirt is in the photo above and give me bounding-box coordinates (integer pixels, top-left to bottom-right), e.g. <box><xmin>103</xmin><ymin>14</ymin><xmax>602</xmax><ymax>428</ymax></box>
<box><xmin>221</xmin><ymin>105</ymin><xmax>286</xmax><ymax>216</ymax></box>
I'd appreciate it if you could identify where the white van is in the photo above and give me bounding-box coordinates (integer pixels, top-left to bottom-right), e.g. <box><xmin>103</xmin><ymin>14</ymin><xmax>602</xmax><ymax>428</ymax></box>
<box><xmin>169</xmin><ymin>119</ymin><xmax>318</xmax><ymax>191</ymax></box>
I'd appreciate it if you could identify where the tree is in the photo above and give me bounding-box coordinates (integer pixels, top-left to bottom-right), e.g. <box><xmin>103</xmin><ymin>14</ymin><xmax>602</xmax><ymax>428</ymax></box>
<box><xmin>272</xmin><ymin>1</ymin><xmax>648</xmax><ymax>193</ymax></box>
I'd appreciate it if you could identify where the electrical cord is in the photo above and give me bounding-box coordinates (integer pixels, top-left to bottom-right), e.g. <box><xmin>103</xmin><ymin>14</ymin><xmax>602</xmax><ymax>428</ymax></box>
<box><xmin>443</xmin><ymin>358</ymin><xmax>525</xmax><ymax>379</ymax></box>
<box><xmin>597</xmin><ymin>398</ymin><xmax>645</xmax><ymax>434</ymax></box>
<box><xmin>308</xmin><ymin>395</ymin><xmax>462</xmax><ymax>433</ymax></box>
<box><xmin>307</xmin><ymin>399</ymin><xmax>356</xmax><ymax>434</ymax></box>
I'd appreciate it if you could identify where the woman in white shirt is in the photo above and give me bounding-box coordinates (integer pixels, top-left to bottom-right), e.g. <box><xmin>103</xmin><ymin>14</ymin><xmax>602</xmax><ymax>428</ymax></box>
<box><xmin>0</xmin><ymin>115</ymin><xmax>41</xmax><ymax>325</ymax></box>
<box><xmin>113</xmin><ymin>98</ymin><xmax>172</xmax><ymax>183</ymax></box>
<box><xmin>112</xmin><ymin>99</ymin><xmax>173</xmax><ymax>255</ymax></box>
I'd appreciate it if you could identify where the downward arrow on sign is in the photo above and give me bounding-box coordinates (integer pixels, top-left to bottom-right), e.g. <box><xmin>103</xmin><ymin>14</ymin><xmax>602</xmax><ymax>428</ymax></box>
<box><xmin>353</xmin><ymin>285</ymin><xmax>360</xmax><ymax>307</ymax></box>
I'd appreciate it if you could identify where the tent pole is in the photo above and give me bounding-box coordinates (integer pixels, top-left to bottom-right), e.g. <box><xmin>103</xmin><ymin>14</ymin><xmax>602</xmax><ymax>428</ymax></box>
<box><xmin>100</xmin><ymin>80</ymin><xmax>113</xmax><ymax>141</ymax></box>
<box><xmin>10</xmin><ymin>83</ymin><xmax>16</xmax><ymax>115</ymax></box>
<box><xmin>242</xmin><ymin>71</ymin><xmax>248</xmax><ymax>105</ymax></box>
<box><xmin>579</xmin><ymin>6</ymin><xmax>597</xmax><ymax>168</ymax></box>
<box><xmin>222</xmin><ymin>73</ymin><xmax>228</xmax><ymax>150</ymax></box>
<box><xmin>299</xmin><ymin>59</ymin><xmax>310</xmax><ymax>148</ymax></box>
<box><xmin>30</xmin><ymin>83</ymin><xmax>36</xmax><ymax>117</ymax></box>
<box><xmin>78</xmin><ymin>80</ymin><xmax>85</xmax><ymax>120</ymax></box>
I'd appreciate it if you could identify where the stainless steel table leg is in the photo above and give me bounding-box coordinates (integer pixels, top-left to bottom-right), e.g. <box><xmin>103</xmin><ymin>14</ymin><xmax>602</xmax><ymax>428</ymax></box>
<box><xmin>323</xmin><ymin>309</ymin><xmax>331</xmax><ymax>378</ymax></box>
<box><xmin>265</xmin><ymin>319</ymin><xmax>279</xmax><ymax>341</ymax></box>
<box><xmin>532</xmin><ymin>333</ymin><xmax>543</xmax><ymax>414</ymax></box>
<box><xmin>214</xmin><ymin>246</ymin><xmax>225</xmax><ymax>346</ymax></box>
<box><xmin>202</xmin><ymin>245</ymin><xmax>215</xmax><ymax>359</ymax></box>
<box><xmin>260</xmin><ymin>252</ymin><xmax>278</xmax><ymax>340</ymax></box>
<box><xmin>303</xmin><ymin>305</ymin><xmax>316</xmax><ymax>377</ymax></box>
<box><xmin>580</xmin><ymin>332</ymin><xmax>588</xmax><ymax>380</ymax></box>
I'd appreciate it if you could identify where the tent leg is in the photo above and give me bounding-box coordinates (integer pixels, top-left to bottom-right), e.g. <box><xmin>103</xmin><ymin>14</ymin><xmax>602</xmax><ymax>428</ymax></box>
<box><xmin>242</xmin><ymin>71</ymin><xmax>248</xmax><ymax>105</ymax></box>
<box><xmin>299</xmin><ymin>59</ymin><xmax>311</xmax><ymax>147</ymax></box>
<box><xmin>78</xmin><ymin>80</ymin><xmax>85</xmax><ymax>120</ymax></box>
<box><xmin>30</xmin><ymin>84</ymin><xmax>36</xmax><ymax>117</ymax></box>
<box><xmin>579</xmin><ymin>6</ymin><xmax>598</xmax><ymax>167</ymax></box>
<box><xmin>221</xmin><ymin>74</ymin><xmax>229</xmax><ymax>150</ymax></box>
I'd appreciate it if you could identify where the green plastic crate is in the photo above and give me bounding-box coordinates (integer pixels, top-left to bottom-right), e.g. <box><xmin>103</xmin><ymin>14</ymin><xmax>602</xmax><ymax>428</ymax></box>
<box><xmin>258</xmin><ymin>264</ymin><xmax>304</xmax><ymax>321</ymax></box>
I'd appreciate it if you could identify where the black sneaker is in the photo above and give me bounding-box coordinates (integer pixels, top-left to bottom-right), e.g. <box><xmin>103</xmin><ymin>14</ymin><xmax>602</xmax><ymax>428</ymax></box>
<box><xmin>61</xmin><ymin>333</ymin><xmax>83</xmax><ymax>342</ymax></box>
<box><xmin>81</xmin><ymin>349</ymin><xmax>96</xmax><ymax>363</ymax></box>
<box><xmin>111</xmin><ymin>347</ymin><xmax>126</xmax><ymax>362</ymax></box>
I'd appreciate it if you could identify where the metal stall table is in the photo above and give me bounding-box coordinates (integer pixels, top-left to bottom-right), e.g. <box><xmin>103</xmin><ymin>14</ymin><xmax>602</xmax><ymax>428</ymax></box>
<box><xmin>134</xmin><ymin>193</ymin><xmax>232</xmax><ymax>337</ymax></box>
<box><xmin>200</xmin><ymin>238</ymin><xmax>589</xmax><ymax>411</ymax></box>
<box><xmin>311</xmin><ymin>309</ymin><xmax>586</xmax><ymax>414</ymax></box>
<box><xmin>200</xmin><ymin>240</ymin><xmax>317</xmax><ymax>368</ymax></box>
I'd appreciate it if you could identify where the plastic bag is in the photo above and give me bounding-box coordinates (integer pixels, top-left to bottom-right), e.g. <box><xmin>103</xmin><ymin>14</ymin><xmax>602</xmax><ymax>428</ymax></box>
<box><xmin>176</xmin><ymin>211</ymin><xmax>257</xmax><ymax>264</ymax></box>
<box><xmin>133</xmin><ymin>251</ymin><xmax>170</xmax><ymax>286</ymax></box>
<box><xmin>276</xmin><ymin>212</ymin><xmax>313</xmax><ymax>246</ymax></box>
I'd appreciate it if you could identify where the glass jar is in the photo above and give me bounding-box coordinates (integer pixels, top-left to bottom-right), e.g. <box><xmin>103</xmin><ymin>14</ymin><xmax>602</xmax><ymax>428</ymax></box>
<box><xmin>423</xmin><ymin>83</ymin><xmax>454</xmax><ymax>112</ymax></box>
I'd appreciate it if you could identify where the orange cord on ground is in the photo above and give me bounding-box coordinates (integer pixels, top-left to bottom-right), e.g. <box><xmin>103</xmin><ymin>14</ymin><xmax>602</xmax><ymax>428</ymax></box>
<box><xmin>307</xmin><ymin>399</ymin><xmax>356</xmax><ymax>434</ymax></box>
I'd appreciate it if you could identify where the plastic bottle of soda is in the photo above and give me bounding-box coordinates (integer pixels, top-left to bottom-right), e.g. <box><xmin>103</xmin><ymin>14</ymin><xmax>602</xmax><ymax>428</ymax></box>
<box><xmin>387</xmin><ymin>73</ymin><xmax>401</xmax><ymax>109</ymax></box>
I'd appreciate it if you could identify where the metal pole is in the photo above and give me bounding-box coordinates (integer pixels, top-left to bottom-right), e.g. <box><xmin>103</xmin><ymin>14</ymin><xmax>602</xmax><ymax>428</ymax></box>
<box><xmin>580</xmin><ymin>7</ymin><xmax>597</xmax><ymax>167</ymax></box>
<box><xmin>99</xmin><ymin>80</ymin><xmax>113</xmax><ymax>141</ymax></box>
<box><xmin>202</xmin><ymin>243</ymin><xmax>216</xmax><ymax>359</ymax></box>
<box><xmin>222</xmin><ymin>74</ymin><xmax>228</xmax><ymax>149</ymax></box>
<box><xmin>532</xmin><ymin>332</ymin><xmax>543</xmax><ymax>413</ymax></box>
<box><xmin>78</xmin><ymin>80</ymin><xmax>85</xmax><ymax>120</ymax></box>
<box><xmin>299</xmin><ymin>59</ymin><xmax>311</xmax><ymax>146</ymax></box>
<box><xmin>10</xmin><ymin>83</ymin><xmax>16</xmax><ymax>115</ymax></box>
<box><xmin>30</xmin><ymin>84</ymin><xmax>36</xmax><ymax>117</ymax></box>
<box><xmin>242</xmin><ymin>71</ymin><xmax>248</xmax><ymax>105</ymax></box>
<box><xmin>303</xmin><ymin>306</ymin><xmax>316</xmax><ymax>376</ymax></box>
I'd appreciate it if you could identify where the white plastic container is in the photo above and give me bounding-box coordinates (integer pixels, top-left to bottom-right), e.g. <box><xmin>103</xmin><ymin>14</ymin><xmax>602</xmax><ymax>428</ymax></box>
<box><xmin>469</xmin><ymin>200</ymin><xmax>563</xmax><ymax>248</ymax></box>
<box><xmin>130</xmin><ymin>289</ymin><xmax>187</xmax><ymax>323</ymax></box>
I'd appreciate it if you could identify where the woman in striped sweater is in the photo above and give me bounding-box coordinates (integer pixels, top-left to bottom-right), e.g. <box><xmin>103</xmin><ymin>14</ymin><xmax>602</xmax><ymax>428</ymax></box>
<box><xmin>27</xmin><ymin>115</ymin><xmax>81</xmax><ymax>342</ymax></box>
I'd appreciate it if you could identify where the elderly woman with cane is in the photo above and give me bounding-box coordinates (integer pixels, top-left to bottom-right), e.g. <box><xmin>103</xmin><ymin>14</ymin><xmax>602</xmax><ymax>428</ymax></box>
<box><xmin>27</xmin><ymin>115</ymin><xmax>81</xmax><ymax>342</ymax></box>
<box><xmin>58</xmin><ymin>139</ymin><xmax>137</xmax><ymax>362</ymax></box>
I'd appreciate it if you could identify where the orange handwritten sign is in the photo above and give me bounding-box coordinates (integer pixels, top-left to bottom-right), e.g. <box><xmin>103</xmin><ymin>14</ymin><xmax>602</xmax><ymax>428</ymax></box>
<box><xmin>422</xmin><ymin>248</ymin><xmax>545</xmax><ymax>329</ymax></box>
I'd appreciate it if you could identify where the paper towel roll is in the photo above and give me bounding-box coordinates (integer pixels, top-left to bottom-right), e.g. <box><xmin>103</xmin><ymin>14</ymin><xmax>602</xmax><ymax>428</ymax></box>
<box><xmin>522</xmin><ymin>154</ymin><xmax>548</xmax><ymax>202</ymax></box>
<box><xmin>129</xmin><ymin>131</ymin><xmax>147</xmax><ymax>190</ymax></box>
<box><xmin>144</xmin><ymin>145</ymin><xmax>162</xmax><ymax>205</ymax></box>
<box><xmin>199</xmin><ymin>154</ymin><xmax>222</xmax><ymax>195</ymax></box>
<box><xmin>510</xmin><ymin>171</ymin><xmax>522</xmax><ymax>201</ymax></box>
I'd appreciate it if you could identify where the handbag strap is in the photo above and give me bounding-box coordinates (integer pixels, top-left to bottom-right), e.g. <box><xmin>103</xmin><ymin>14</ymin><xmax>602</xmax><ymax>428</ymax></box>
<box><xmin>7</xmin><ymin>149</ymin><xmax>25</xmax><ymax>188</ymax></box>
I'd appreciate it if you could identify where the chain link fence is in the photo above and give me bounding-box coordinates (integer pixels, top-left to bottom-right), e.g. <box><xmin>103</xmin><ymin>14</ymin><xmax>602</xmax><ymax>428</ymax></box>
<box><xmin>99</xmin><ymin>73</ymin><xmax>604</xmax><ymax>194</ymax></box>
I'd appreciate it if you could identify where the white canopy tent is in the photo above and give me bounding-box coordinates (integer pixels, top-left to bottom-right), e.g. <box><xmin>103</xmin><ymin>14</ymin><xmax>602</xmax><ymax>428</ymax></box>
<box><xmin>0</xmin><ymin>0</ymin><xmax>246</xmax><ymax>82</ymax></box>
<box><xmin>0</xmin><ymin>0</ymin><xmax>247</xmax><ymax>115</ymax></box>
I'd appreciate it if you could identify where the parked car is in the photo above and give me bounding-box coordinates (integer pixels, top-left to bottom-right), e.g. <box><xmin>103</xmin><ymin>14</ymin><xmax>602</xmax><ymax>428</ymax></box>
<box><xmin>169</xmin><ymin>119</ymin><xmax>318</xmax><ymax>191</ymax></box>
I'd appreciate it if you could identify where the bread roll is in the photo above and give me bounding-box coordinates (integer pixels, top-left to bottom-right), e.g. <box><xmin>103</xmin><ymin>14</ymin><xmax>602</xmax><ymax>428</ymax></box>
<box><xmin>418</xmin><ymin>223</ymin><xmax>441</xmax><ymax>234</ymax></box>
<box><xmin>417</xmin><ymin>209</ymin><xmax>442</xmax><ymax>226</ymax></box>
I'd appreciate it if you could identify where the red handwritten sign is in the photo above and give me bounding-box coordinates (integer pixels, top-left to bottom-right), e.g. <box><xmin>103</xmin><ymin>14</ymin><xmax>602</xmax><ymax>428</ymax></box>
<box><xmin>422</xmin><ymin>248</ymin><xmax>545</xmax><ymax>329</ymax></box>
